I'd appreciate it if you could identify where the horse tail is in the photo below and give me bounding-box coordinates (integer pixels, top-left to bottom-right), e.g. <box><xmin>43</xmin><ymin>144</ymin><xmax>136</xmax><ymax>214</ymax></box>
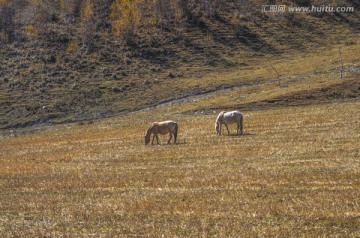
<box><xmin>174</xmin><ymin>122</ymin><xmax>178</xmax><ymax>143</ymax></box>
<box><xmin>240</xmin><ymin>113</ymin><xmax>244</xmax><ymax>134</ymax></box>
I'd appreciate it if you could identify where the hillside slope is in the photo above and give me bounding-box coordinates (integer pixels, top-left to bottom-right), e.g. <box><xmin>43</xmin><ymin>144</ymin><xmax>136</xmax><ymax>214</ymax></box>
<box><xmin>0</xmin><ymin>0</ymin><xmax>359</xmax><ymax>130</ymax></box>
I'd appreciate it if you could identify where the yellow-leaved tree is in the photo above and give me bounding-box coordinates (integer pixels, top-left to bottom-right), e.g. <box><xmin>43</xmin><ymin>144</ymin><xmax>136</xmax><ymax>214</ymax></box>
<box><xmin>80</xmin><ymin>0</ymin><xmax>93</xmax><ymax>22</ymax></box>
<box><xmin>80</xmin><ymin>0</ymin><xmax>96</xmax><ymax>52</ymax></box>
<box><xmin>110</xmin><ymin>0</ymin><xmax>141</xmax><ymax>37</ymax></box>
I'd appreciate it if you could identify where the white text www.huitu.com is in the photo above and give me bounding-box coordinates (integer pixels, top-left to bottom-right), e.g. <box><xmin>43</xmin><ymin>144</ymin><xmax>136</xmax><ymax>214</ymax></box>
<box><xmin>262</xmin><ymin>5</ymin><xmax>354</xmax><ymax>13</ymax></box>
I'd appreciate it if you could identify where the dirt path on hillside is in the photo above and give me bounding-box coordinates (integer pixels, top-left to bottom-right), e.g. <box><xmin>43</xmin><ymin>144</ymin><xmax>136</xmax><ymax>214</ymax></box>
<box><xmin>1</xmin><ymin>67</ymin><xmax>359</xmax><ymax>136</ymax></box>
<box><xmin>139</xmin><ymin>66</ymin><xmax>360</xmax><ymax>115</ymax></box>
<box><xmin>191</xmin><ymin>77</ymin><xmax>360</xmax><ymax>114</ymax></box>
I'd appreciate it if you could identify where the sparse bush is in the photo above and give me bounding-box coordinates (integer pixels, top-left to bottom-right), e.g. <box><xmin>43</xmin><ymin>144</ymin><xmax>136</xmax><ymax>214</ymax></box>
<box><xmin>80</xmin><ymin>0</ymin><xmax>96</xmax><ymax>52</ymax></box>
<box><xmin>122</xmin><ymin>29</ymin><xmax>136</xmax><ymax>46</ymax></box>
<box><xmin>112</xmin><ymin>86</ymin><xmax>121</xmax><ymax>92</ymax></box>
<box><xmin>177</xmin><ymin>0</ymin><xmax>219</xmax><ymax>21</ymax></box>
<box><xmin>60</xmin><ymin>0</ymin><xmax>84</xmax><ymax>22</ymax></box>
<box><xmin>24</xmin><ymin>24</ymin><xmax>36</xmax><ymax>37</ymax></box>
<box><xmin>204</xmin><ymin>55</ymin><xmax>215</xmax><ymax>65</ymax></box>
<box><xmin>58</xmin><ymin>33</ymin><xmax>70</xmax><ymax>44</ymax></box>
<box><xmin>26</xmin><ymin>1</ymin><xmax>45</xmax><ymax>36</ymax></box>
<box><xmin>43</xmin><ymin>54</ymin><xmax>56</xmax><ymax>64</ymax></box>
<box><xmin>154</xmin><ymin>0</ymin><xmax>174</xmax><ymax>28</ymax></box>
<box><xmin>66</xmin><ymin>40</ymin><xmax>81</xmax><ymax>53</ymax></box>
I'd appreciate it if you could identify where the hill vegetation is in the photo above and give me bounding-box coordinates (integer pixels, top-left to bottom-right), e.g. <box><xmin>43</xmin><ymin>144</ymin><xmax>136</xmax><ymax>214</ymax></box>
<box><xmin>0</xmin><ymin>0</ymin><xmax>359</xmax><ymax>129</ymax></box>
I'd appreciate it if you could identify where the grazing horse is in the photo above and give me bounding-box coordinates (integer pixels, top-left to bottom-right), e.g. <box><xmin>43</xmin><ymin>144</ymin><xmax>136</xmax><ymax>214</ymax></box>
<box><xmin>145</xmin><ymin>120</ymin><xmax>178</xmax><ymax>145</ymax></box>
<box><xmin>215</xmin><ymin>111</ymin><xmax>243</xmax><ymax>135</ymax></box>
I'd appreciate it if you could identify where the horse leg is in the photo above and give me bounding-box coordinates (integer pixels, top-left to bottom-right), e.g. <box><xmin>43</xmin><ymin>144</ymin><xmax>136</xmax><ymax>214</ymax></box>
<box><xmin>151</xmin><ymin>134</ymin><xmax>156</xmax><ymax>145</ymax></box>
<box><xmin>240</xmin><ymin>116</ymin><xmax>243</xmax><ymax>135</ymax></box>
<box><xmin>225</xmin><ymin>124</ymin><xmax>230</xmax><ymax>135</ymax></box>
<box><xmin>156</xmin><ymin>134</ymin><xmax>160</xmax><ymax>144</ymax></box>
<box><xmin>167</xmin><ymin>132</ymin><xmax>172</xmax><ymax>144</ymax></box>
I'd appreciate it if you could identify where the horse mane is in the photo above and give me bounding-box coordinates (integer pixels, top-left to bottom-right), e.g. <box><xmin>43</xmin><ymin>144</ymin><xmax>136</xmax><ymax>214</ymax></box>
<box><xmin>215</xmin><ymin>111</ymin><xmax>225</xmax><ymax>124</ymax></box>
<box><xmin>146</xmin><ymin>123</ymin><xmax>155</xmax><ymax>136</ymax></box>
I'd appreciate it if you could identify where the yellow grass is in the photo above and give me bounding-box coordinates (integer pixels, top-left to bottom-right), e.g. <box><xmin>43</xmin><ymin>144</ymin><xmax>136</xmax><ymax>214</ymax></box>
<box><xmin>1</xmin><ymin>3</ymin><xmax>359</xmax><ymax>236</ymax></box>
<box><xmin>1</xmin><ymin>95</ymin><xmax>359</xmax><ymax>236</ymax></box>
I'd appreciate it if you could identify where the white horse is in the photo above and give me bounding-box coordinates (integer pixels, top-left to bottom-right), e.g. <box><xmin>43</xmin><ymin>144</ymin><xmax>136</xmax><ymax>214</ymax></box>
<box><xmin>215</xmin><ymin>111</ymin><xmax>243</xmax><ymax>135</ymax></box>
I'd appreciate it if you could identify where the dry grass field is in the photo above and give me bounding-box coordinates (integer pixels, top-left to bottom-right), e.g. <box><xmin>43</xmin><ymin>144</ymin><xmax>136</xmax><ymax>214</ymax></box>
<box><xmin>1</xmin><ymin>1</ymin><xmax>359</xmax><ymax>236</ymax></box>
<box><xmin>1</xmin><ymin>72</ymin><xmax>359</xmax><ymax>236</ymax></box>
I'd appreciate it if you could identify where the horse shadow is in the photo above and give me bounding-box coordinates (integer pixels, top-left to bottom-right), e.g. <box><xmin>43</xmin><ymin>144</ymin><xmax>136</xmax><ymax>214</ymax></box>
<box><xmin>161</xmin><ymin>141</ymin><xmax>187</xmax><ymax>145</ymax></box>
<box><xmin>148</xmin><ymin>140</ymin><xmax>187</xmax><ymax>146</ymax></box>
<box><xmin>225</xmin><ymin>132</ymin><xmax>254</xmax><ymax>137</ymax></box>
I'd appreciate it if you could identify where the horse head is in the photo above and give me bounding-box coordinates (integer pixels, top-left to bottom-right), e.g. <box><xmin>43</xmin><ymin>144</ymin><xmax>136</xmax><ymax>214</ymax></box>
<box><xmin>215</xmin><ymin>122</ymin><xmax>220</xmax><ymax>135</ymax></box>
<box><xmin>144</xmin><ymin>124</ymin><xmax>154</xmax><ymax>145</ymax></box>
<box><xmin>215</xmin><ymin>111</ymin><xmax>225</xmax><ymax>135</ymax></box>
<box><xmin>144</xmin><ymin>134</ymin><xmax>150</xmax><ymax>145</ymax></box>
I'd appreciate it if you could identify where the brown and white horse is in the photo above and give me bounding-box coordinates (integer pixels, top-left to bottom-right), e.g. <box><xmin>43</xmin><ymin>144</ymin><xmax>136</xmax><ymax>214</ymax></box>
<box><xmin>145</xmin><ymin>120</ymin><xmax>178</xmax><ymax>145</ymax></box>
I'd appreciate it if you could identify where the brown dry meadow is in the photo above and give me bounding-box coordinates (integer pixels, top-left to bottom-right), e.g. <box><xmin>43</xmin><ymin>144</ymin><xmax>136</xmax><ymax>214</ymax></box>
<box><xmin>1</xmin><ymin>73</ymin><xmax>360</xmax><ymax>237</ymax></box>
<box><xmin>1</xmin><ymin>1</ymin><xmax>359</xmax><ymax>236</ymax></box>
